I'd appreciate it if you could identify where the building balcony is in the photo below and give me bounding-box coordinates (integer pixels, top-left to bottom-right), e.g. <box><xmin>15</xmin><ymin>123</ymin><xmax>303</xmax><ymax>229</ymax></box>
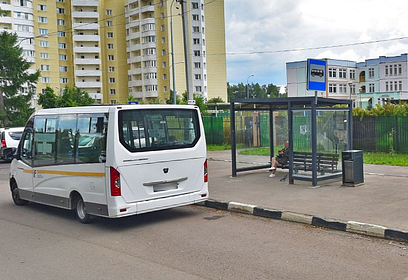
<box><xmin>71</xmin><ymin>1</ymin><xmax>98</xmax><ymax>7</ymax></box>
<box><xmin>75</xmin><ymin>81</ymin><xmax>101</xmax><ymax>88</ymax></box>
<box><xmin>74</xmin><ymin>58</ymin><xmax>101</xmax><ymax>65</ymax></box>
<box><xmin>75</xmin><ymin>70</ymin><xmax>102</xmax><ymax>76</ymax></box>
<box><xmin>128</xmin><ymin>56</ymin><xmax>142</xmax><ymax>64</ymax></box>
<box><xmin>88</xmin><ymin>93</ymin><xmax>103</xmax><ymax>100</ymax></box>
<box><xmin>128</xmin><ymin>31</ymin><xmax>142</xmax><ymax>41</ymax></box>
<box><xmin>72</xmin><ymin>11</ymin><xmax>99</xmax><ymax>19</ymax></box>
<box><xmin>128</xmin><ymin>68</ymin><xmax>143</xmax><ymax>75</ymax></box>
<box><xmin>73</xmin><ymin>22</ymin><xmax>99</xmax><ymax>30</ymax></box>
<box><xmin>74</xmin><ymin>46</ymin><xmax>101</xmax><ymax>53</ymax></box>
<box><xmin>127</xmin><ymin>43</ymin><xmax>142</xmax><ymax>52</ymax></box>
<box><xmin>140</xmin><ymin>5</ymin><xmax>155</xmax><ymax>14</ymax></box>
<box><xmin>73</xmin><ymin>34</ymin><xmax>100</xmax><ymax>42</ymax></box>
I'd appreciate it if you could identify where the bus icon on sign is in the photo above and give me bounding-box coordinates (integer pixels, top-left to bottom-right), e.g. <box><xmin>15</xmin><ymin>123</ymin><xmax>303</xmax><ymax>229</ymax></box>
<box><xmin>311</xmin><ymin>69</ymin><xmax>324</xmax><ymax>77</ymax></box>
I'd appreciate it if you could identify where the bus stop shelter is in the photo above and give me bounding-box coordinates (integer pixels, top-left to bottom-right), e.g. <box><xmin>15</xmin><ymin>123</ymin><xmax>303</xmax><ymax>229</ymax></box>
<box><xmin>230</xmin><ymin>97</ymin><xmax>353</xmax><ymax>186</ymax></box>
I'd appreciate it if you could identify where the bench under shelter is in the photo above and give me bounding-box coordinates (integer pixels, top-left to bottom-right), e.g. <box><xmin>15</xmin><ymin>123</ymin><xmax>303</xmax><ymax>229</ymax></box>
<box><xmin>230</xmin><ymin>97</ymin><xmax>353</xmax><ymax>186</ymax></box>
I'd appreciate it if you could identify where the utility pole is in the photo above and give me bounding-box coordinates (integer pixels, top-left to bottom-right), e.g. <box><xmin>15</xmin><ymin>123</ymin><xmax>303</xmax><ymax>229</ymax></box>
<box><xmin>177</xmin><ymin>0</ymin><xmax>194</xmax><ymax>103</ymax></box>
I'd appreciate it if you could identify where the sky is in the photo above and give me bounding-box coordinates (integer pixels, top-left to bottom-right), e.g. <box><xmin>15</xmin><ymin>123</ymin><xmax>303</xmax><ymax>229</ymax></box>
<box><xmin>224</xmin><ymin>0</ymin><xmax>408</xmax><ymax>86</ymax></box>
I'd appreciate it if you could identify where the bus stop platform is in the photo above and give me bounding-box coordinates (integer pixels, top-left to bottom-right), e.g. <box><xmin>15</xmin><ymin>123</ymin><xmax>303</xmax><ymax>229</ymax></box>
<box><xmin>205</xmin><ymin>150</ymin><xmax>408</xmax><ymax>241</ymax></box>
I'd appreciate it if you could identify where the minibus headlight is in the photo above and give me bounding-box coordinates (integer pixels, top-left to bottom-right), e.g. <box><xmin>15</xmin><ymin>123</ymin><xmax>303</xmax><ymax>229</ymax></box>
<box><xmin>110</xmin><ymin>167</ymin><xmax>121</xmax><ymax>196</ymax></box>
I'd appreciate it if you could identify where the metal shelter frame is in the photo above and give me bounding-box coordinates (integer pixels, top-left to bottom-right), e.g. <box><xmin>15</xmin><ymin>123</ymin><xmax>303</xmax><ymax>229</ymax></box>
<box><xmin>230</xmin><ymin>97</ymin><xmax>353</xmax><ymax>186</ymax></box>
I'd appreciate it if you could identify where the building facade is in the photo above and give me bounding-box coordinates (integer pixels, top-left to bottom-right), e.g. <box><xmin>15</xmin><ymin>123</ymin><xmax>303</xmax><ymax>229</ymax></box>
<box><xmin>0</xmin><ymin>0</ymin><xmax>227</xmax><ymax>105</ymax></box>
<box><xmin>287</xmin><ymin>54</ymin><xmax>408</xmax><ymax>108</ymax></box>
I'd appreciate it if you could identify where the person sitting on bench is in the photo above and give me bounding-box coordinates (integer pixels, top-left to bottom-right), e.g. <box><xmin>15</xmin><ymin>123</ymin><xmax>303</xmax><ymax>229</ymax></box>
<box><xmin>269</xmin><ymin>141</ymin><xmax>289</xmax><ymax>178</ymax></box>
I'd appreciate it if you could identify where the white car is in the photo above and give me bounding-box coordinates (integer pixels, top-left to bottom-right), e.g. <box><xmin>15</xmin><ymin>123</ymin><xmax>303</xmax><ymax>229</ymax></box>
<box><xmin>0</xmin><ymin>127</ymin><xmax>24</xmax><ymax>162</ymax></box>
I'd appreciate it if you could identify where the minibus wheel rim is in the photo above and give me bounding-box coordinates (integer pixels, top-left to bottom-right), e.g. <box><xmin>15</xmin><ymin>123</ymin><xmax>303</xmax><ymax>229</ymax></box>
<box><xmin>76</xmin><ymin>199</ymin><xmax>87</xmax><ymax>220</ymax></box>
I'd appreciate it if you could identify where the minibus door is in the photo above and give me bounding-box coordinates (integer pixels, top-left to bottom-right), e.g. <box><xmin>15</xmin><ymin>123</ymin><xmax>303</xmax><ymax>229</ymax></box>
<box><xmin>14</xmin><ymin>129</ymin><xmax>34</xmax><ymax>200</ymax></box>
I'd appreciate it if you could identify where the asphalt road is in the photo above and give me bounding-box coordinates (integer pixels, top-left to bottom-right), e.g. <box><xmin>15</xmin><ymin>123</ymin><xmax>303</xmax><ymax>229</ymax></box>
<box><xmin>0</xmin><ymin>162</ymin><xmax>407</xmax><ymax>280</ymax></box>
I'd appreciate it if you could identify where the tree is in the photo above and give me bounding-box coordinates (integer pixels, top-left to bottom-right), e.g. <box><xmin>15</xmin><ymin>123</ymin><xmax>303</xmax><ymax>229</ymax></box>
<box><xmin>207</xmin><ymin>97</ymin><xmax>224</xmax><ymax>103</ymax></box>
<box><xmin>0</xmin><ymin>32</ymin><xmax>40</xmax><ymax>126</ymax></box>
<box><xmin>38</xmin><ymin>86</ymin><xmax>93</xmax><ymax>109</ymax></box>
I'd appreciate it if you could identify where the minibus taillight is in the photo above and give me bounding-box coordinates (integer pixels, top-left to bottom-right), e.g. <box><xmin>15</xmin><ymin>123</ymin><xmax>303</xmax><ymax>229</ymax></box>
<box><xmin>204</xmin><ymin>159</ymin><xmax>208</xmax><ymax>182</ymax></box>
<box><xmin>1</xmin><ymin>139</ymin><xmax>6</xmax><ymax>148</ymax></box>
<box><xmin>110</xmin><ymin>167</ymin><xmax>121</xmax><ymax>196</ymax></box>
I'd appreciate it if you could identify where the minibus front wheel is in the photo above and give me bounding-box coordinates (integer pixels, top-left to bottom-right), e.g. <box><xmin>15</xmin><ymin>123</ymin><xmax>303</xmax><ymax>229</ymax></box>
<box><xmin>10</xmin><ymin>180</ymin><xmax>28</xmax><ymax>206</ymax></box>
<box><xmin>73</xmin><ymin>194</ymin><xmax>91</xmax><ymax>224</ymax></box>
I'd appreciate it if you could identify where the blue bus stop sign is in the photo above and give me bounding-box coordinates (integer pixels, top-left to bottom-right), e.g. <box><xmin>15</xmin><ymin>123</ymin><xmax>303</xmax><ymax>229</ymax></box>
<box><xmin>307</xmin><ymin>59</ymin><xmax>326</xmax><ymax>91</ymax></box>
<box><xmin>128</xmin><ymin>101</ymin><xmax>139</xmax><ymax>105</ymax></box>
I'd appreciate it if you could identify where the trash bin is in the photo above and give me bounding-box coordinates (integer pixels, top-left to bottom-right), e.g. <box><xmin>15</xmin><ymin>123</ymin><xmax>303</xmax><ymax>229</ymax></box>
<box><xmin>342</xmin><ymin>150</ymin><xmax>364</xmax><ymax>186</ymax></box>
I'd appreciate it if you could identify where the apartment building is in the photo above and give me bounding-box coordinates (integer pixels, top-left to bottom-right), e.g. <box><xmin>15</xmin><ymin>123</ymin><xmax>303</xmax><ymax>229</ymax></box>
<box><xmin>125</xmin><ymin>0</ymin><xmax>227</xmax><ymax>102</ymax></box>
<box><xmin>1</xmin><ymin>0</ymin><xmax>226</xmax><ymax>104</ymax></box>
<box><xmin>287</xmin><ymin>54</ymin><xmax>408</xmax><ymax>108</ymax></box>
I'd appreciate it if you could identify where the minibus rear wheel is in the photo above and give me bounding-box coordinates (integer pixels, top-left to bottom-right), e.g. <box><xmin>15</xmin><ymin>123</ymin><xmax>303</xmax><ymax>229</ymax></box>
<box><xmin>74</xmin><ymin>195</ymin><xmax>92</xmax><ymax>224</ymax></box>
<box><xmin>11</xmin><ymin>180</ymin><xmax>28</xmax><ymax>206</ymax></box>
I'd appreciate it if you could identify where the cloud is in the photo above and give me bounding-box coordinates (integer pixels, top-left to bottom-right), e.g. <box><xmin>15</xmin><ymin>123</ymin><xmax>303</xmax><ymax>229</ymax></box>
<box><xmin>224</xmin><ymin>0</ymin><xmax>408</xmax><ymax>85</ymax></box>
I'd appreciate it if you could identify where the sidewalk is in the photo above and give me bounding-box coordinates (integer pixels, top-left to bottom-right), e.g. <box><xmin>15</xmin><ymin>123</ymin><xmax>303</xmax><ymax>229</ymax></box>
<box><xmin>206</xmin><ymin>150</ymin><xmax>408</xmax><ymax>237</ymax></box>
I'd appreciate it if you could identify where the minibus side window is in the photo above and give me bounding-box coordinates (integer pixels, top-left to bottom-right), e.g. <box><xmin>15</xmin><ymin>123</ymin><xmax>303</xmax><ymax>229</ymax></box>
<box><xmin>20</xmin><ymin>129</ymin><xmax>33</xmax><ymax>165</ymax></box>
<box><xmin>77</xmin><ymin>114</ymin><xmax>107</xmax><ymax>163</ymax></box>
<box><xmin>56</xmin><ymin>115</ymin><xmax>76</xmax><ymax>164</ymax></box>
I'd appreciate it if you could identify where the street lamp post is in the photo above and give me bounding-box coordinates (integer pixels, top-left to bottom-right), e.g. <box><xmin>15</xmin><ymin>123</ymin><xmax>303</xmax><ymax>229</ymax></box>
<box><xmin>246</xmin><ymin>74</ymin><xmax>254</xmax><ymax>99</ymax></box>
<box><xmin>170</xmin><ymin>0</ymin><xmax>178</xmax><ymax>104</ymax></box>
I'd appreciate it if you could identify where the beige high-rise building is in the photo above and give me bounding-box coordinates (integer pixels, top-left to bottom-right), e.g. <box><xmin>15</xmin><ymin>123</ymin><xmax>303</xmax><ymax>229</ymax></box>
<box><xmin>0</xmin><ymin>0</ymin><xmax>227</xmax><ymax>104</ymax></box>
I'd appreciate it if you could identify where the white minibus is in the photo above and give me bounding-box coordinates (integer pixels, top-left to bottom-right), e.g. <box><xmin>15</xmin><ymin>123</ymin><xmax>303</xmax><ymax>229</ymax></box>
<box><xmin>10</xmin><ymin>105</ymin><xmax>208</xmax><ymax>223</ymax></box>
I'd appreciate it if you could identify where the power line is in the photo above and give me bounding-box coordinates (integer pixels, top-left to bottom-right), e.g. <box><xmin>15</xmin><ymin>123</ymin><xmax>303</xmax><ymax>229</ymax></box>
<box><xmin>223</xmin><ymin>36</ymin><xmax>408</xmax><ymax>56</ymax></box>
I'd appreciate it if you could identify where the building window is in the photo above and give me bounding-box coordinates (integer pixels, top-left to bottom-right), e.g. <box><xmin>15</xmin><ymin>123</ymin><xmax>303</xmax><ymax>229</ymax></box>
<box><xmin>328</xmin><ymin>68</ymin><xmax>336</xmax><ymax>78</ymax></box>
<box><xmin>349</xmin><ymin>69</ymin><xmax>355</xmax><ymax>80</ymax></box>
<box><xmin>193</xmin><ymin>26</ymin><xmax>200</xmax><ymax>33</ymax></box>
<box><xmin>40</xmin><ymin>53</ymin><xmax>49</xmax><ymax>59</ymax></box>
<box><xmin>57</xmin><ymin>19</ymin><xmax>65</xmax><ymax>26</ymax></box>
<box><xmin>339</xmin><ymin>84</ymin><xmax>347</xmax><ymax>93</ymax></box>
<box><xmin>390</xmin><ymin>66</ymin><xmax>393</xmax><ymax>75</ymax></box>
<box><xmin>369</xmin><ymin>83</ymin><xmax>375</xmax><ymax>93</ymax></box>
<box><xmin>59</xmin><ymin>54</ymin><xmax>67</xmax><ymax>60</ymax></box>
<box><xmin>41</xmin><ymin>77</ymin><xmax>50</xmax><ymax>83</ymax></box>
<box><xmin>195</xmin><ymin>86</ymin><xmax>202</xmax><ymax>92</ymax></box>
<box><xmin>329</xmin><ymin>83</ymin><xmax>337</xmax><ymax>93</ymax></box>
<box><xmin>399</xmin><ymin>64</ymin><xmax>402</xmax><ymax>75</ymax></box>
<box><xmin>142</xmin><ymin>36</ymin><xmax>156</xmax><ymax>43</ymax></box>
<box><xmin>350</xmin><ymin>85</ymin><xmax>355</xmax><ymax>94</ymax></box>
<box><xmin>58</xmin><ymin>43</ymin><xmax>66</xmax><ymax>49</ymax></box>
<box><xmin>57</xmin><ymin>8</ymin><xmax>65</xmax><ymax>14</ymax></box>
<box><xmin>107</xmin><ymin>21</ymin><xmax>113</xmax><ymax>27</ymax></box>
<box><xmin>194</xmin><ymin>50</ymin><xmax>201</xmax><ymax>57</ymax></box>
<box><xmin>164</xmin><ymin>86</ymin><xmax>167</xmax><ymax>92</ymax></box>
<box><xmin>107</xmin><ymin>32</ymin><xmax>114</xmax><ymax>38</ymax></box>
<box><xmin>390</xmin><ymin>82</ymin><xmax>393</xmax><ymax>91</ymax></box>
<box><xmin>38</xmin><ymin>16</ymin><xmax>47</xmax><ymax>23</ymax></box>
<box><xmin>110</xmin><ymin>100</ymin><xmax>117</xmax><ymax>104</ymax></box>
<box><xmin>368</xmin><ymin>68</ymin><xmax>374</xmax><ymax>78</ymax></box>
<box><xmin>162</xmin><ymin>49</ymin><xmax>166</xmax><ymax>55</ymax></box>
<box><xmin>106</xmin><ymin>9</ymin><xmax>112</xmax><ymax>15</ymax></box>
<box><xmin>109</xmin><ymin>78</ymin><xmax>115</xmax><ymax>83</ymax></box>
<box><xmin>385</xmin><ymin>65</ymin><xmax>388</xmax><ymax>76</ymax></box>
<box><xmin>40</xmin><ymin>65</ymin><xmax>50</xmax><ymax>71</ymax></box>
<box><xmin>394</xmin><ymin>81</ymin><xmax>398</xmax><ymax>91</ymax></box>
<box><xmin>163</xmin><ymin>74</ymin><xmax>167</xmax><ymax>80</ymax></box>
<box><xmin>60</xmin><ymin>78</ymin><xmax>68</xmax><ymax>84</ymax></box>
<box><xmin>394</xmin><ymin>65</ymin><xmax>397</xmax><ymax>76</ymax></box>
<box><xmin>57</xmin><ymin>31</ymin><xmax>66</xmax><ymax>37</ymax></box>
<box><xmin>162</xmin><ymin>62</ymin><xmax>166</xmax><ymax>68</ymax></box>
<box><xmin>195</xmin><ymin>74</ymin><xmax>201</xmax><ymax>80</ymax></box>
<box><xmin>39</xmin><ymin>28</ymin><xmax>48</xmax><ymax>35</ymax></box>
<box><xmin>108</xmin><ymin>66</ymin><xmax>115</xmax><ymax>72</ymax></box>
<box><xmin>161</xmin><ymin>37</ymin><xmax>165</xmax><ymax>43</ymax></box>
<box><xmin>108</xmin><ymin>55</ymin><xmax>114</xmax><ymax>61</ymax></box>
<box><xmin>193</xmin><ymin>38</ymin><xmax>200</xmax><ymax>45</ymax></box>
<box><xmin>339</xmin><ymin>69</ymin><xmax>347</xmax><ymax>79</ymax></box>
<box><xmin>161</xmin><ymin>24</ymin><xmax>165</xmax><ymax>31</ymax></box>
<box><xmin>107</xmin><ymin>43</ymin><xmax>114</xmax><ymax>49</ymax></box>
<box><xmin>192</xmin><ymin>14</ymin><xmax>199</xmax><ymax>21</ymax></box>
<box><xmin>39</xmin><ymin>41</ymin><xmax>48</xmax><ymax>47</ymax></box>
<box><xmin>59</xmin><ymin>66</ymin><xmax>68</xmax><ymax>72</ymax></box>
<box><xmin>160</xmin><ymin>13</ymin><xmax>164</xmax><ymax>19</ymax></box>
<box><xmin>385</xmin><ymin>81</ymin><xmax>389</xmax><ymax>91</ymax></box>
<box><xmin>192</xmin><ymin>2</ymin><xmax>199</xmax><ymax>9</ymax></box>
<box><xmin>37</xmin><ymin>4</ymin><xmax>47</xmax><ymax>11</ymax></box>
<box><xmin>110</xmin><ymin>89</ymin><xmax>116</xmax><ymax>95</ymax></box>
<box><xmin>399</xmin><ymin>81</ymin><xmax>402</xmax><ymax>91</ymax></box>
<box><xmin>194</xmin><ymin>62</ymin><xmax>201</xmax><ymax>68</ymax></box>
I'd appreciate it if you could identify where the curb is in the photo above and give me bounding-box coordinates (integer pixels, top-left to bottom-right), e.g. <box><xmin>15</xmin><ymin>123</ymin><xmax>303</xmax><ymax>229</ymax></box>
<box><xmin>200</xmin><ymin>199</ymin><xmax>408</xmax><ymax>243</ymax></box>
